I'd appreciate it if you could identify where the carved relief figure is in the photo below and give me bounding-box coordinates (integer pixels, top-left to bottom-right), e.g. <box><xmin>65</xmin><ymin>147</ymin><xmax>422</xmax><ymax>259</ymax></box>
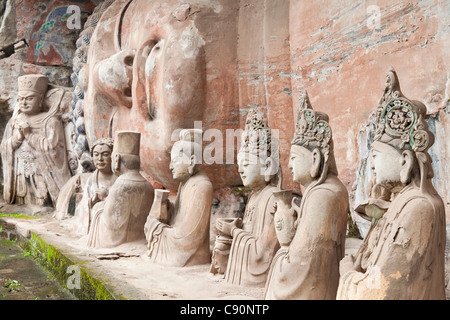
<box><xmin>144</xmin><ymin>129</ymin><xmax>213</xmax><ymax>267</ymax></box>
<box><xmin>72</xmin><ymin>138</ymin><xmax>117</xmax><ymax>235</ymax></box>
<box><xmin>337</xmin><ymin>68</ymin><xmax>446</xmax><ymax>300</ymax></box>
<box><xmin>75</xmin><ymin>0</ymin><xmax>243</xmax><ymax>191</ymax></box>
<box><xmin>214</xmin><ymin>109</ymin><xmax>281</xmax><ymax>287</ymax></box>
<box><xmin>1</xmin><ymin>74</ymin><xmax>72</xmax><ymax>206</ymax></box>
<box><xmin>87</xmin><ymin>131</ymin><xmax>154</xmax><ymax>248</ymax></box>
<box><xmin>264</xmin><ymin>91</ymin><xmax>349</xmax><ymax>300</ymax></box>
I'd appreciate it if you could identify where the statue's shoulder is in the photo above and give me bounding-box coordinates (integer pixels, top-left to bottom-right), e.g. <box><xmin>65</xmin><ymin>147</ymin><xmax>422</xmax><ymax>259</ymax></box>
<box><xmin>191</xmin><ymin>172</ymin><xmax>213</xmax><ymax>190</ymax></box>
<box><xmin>263</xmin><ymin>185</ymin><xmax>283</xmax><ymax>206</ymax></box>
<box><xmin>304</xmin><ymin>178</ymin><xmax>349</xmax><ymax>213</ymax></box>
<box><xmin>314</xmin><ymin>175</ymin><xmax>348</xmax><ymax>198</ymax></box>
<box><xmin>398</xmin><ymin>188</ymin><xmax>440</xmax><ymax>216</ymax></box>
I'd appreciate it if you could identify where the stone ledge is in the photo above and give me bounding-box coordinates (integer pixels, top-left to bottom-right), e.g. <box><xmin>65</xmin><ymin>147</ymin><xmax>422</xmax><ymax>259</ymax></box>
<box><xmin>2</xmin><ymin>208</ymin><xmax>447</xmax><ymax>300</ymax></box>
<box><xmin>0</xmin><ymin>216</ymin><xmax>120</xmax><ymax>300</ymax></box>
<box><xmin>0</xmin><ymin>210</ymin><xmax>265</xmax><ymax>300</ymax></box>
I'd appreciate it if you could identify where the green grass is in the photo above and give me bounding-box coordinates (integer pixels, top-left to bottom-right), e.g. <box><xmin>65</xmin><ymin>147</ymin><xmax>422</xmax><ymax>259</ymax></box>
<box><xmin>3</xmin><ymin>279</ymin><xmax>23</xmax><ymax>292</ymax></box>
<box><xmin>0</xmin><ymin>213</ymin><xmax>36</xmax><ymax>220</ymax></box>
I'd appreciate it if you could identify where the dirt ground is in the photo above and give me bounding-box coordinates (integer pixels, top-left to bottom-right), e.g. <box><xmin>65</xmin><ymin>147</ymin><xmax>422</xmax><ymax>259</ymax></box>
<box><xmin>0</xmin><ymin>239</ymin><xmax>74</xmax><ymax>300</ymax></box>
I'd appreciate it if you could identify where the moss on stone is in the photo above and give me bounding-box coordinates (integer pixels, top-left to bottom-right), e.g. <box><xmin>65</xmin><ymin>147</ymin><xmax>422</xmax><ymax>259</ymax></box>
<box><xmin>23</xmin><ymin>233</ymin><xmax>118</xmax><ymax>300</ymax></box>
<box><xmin>0</xmin><ymin>213</ymin><xmax>37</xmax><ymax>220</ymax></box>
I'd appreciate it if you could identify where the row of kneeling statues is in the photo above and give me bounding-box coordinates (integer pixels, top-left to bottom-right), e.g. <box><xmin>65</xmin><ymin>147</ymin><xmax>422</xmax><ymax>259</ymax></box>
<box><xmin>1</xmin><ymin>69</ymin><xmax>447</xmax><ymax>300</ymax></box>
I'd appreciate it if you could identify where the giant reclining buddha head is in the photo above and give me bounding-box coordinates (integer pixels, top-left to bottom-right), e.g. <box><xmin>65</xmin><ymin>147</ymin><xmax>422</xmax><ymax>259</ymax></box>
<box><xmin>78</xmin><ymin>0</ymin><xmax>241</xmax><ymax>190</ymax></box>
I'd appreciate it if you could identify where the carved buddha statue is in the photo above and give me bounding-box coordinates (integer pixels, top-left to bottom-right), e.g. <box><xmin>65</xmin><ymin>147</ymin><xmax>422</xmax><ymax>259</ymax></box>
<box><xmin>87</xmin><ymin>131</ymin><xmax>154</xmax><ymax>248</ymax></box>
<box><xmin>337</xmin><ymin>68</ymin><xmax>446</xmax><ymax>300</ymax></box>
<box><xmin>74</xmin><ymin>0</ymin><xmax>243</xmax><ymax>191</ymax></box>
<box><xmin>214</xmin><ymin>109</ymin><xmax>281</xmax><ymax>287</ymax></box>
<box><xmin>144</xmin><ymin>129</ymin><xmax>213</xmax><ymax>267</ymax></box>
<box><xmin>264</xmin><ymin>91</ymin><xmax>349</xmax><ymax>300</ymax></box>
<box><xmin>71</xmin><ymin>137</ymin><xmax>117</xmax><ymax>235</ymax></box>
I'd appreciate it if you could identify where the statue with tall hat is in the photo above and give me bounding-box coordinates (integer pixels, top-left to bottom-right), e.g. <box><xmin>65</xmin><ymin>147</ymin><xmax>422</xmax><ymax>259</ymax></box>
<box><xmin>337</xmin><ymin>68</ymin><xmax>446</xmax><ymax>300</ymax></box>
<box><xmin>264</xmin><ymin>90</ymin><xmax>349</xmax><ymax>300</ymax></box>
<box><xmin>87</xmin><ymin>131</ymin><xmax>154</xmax><ymax>248</ymax></box>
<box><xmin>213</xmin><ymin>108</ymin><xmax>281</xmax><ymax>287</ymax></box>
<box><xmin>144</xmin><ymin>128</ymin><xmax>213</xmax><ymax>267</ymax></box>
<box><xmin>1</xmin><ymin>74</ymin><xmax>71</xmax><ymax>207</ymax></box>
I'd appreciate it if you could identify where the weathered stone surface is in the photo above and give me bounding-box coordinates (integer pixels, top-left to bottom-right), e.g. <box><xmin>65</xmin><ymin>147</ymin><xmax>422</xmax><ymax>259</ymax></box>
<box><xmin>265</xmin><ymin>91</ymin><xmax>349</xmax><ymax>300</ymax></box>
<box><xmin>287</xmin><ymin>1</ymin><xmax>450</xmax><ymax>243</ymax></box>
<box><xmin>338</xmin><ymin>68</ymin><xmax>447</xmax><ymax>300</ymax></box>
<box><xmin>145</xmin><ymin>129</ymin><xmax>213</xmax><ymax>267</ymax></box>
<box><xmin>0</xmin><ymin>0</ymin><xmax>448</xmax><ymax>298</ymax></box>
<box><xmin>0</xmin><ymin>0</ymin><xmax>100</xmax><ymax>189</ymax></box>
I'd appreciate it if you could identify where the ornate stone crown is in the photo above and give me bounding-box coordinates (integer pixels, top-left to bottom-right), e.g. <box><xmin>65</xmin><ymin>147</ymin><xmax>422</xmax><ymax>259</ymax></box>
<box><xmin>239</xmin><ymin>108</ymin><xmax>279</xmax><ymax>160</ymax></box>
<box><xmin>373</xmin><ymin>68</ymin><xmax>430</xmax><ymax>152</ymax></box>
<box><xmin>292</xmin><ymin>91</ymin><xmax>332</xmax><ymax>157</ymax></box>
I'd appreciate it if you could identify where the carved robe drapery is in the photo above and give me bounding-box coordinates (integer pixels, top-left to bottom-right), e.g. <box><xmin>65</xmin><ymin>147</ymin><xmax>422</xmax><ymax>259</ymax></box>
<box><xmin>225</xmin><ymin>185</ymin><xmax>280</xmax><ymax>287</ymax></box>
<box><xmin>145</xmin><ymin>171</ymin><xmax>213</xmax><ymax>267</ymax></box>
<box><xmin>337</xmin><ymin>185</ymin><xmax>446</xmax><ymax>300</ymax></box>
<box><xmin>87</xmin><ymin>171</ymin><xmax>153</xmax><ymax>248</ymax></box>
<box><xmin>73</xmin><ymin>169</ymin><xmax>116</xmax><ymax>235</ymax></box>
<box><xmin>264</xmin><ymin>175</ymin><xmax>348</xmax><ymax>300</ymax></box>
<box><xmin>1</xmin><ymin>88</ymin><xmax>71</xmax><ymax>206</ymax></box>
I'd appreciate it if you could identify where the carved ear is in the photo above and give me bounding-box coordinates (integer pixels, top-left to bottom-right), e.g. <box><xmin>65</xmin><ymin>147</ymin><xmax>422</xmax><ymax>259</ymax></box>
<box><xmin>188</xmin><ymin>154</ymin><xmax>196</xmax><ymax>175</ymax></box>
<box><xmin>400</xmin><ymin>150</ymin><xmax>414</xmax><ymax>184</ymax></box>
<box><xmin>113</xmin><ymin>153</ymin><xmax>121</xmax><ymax>172</ymax></box>
<box><xmin>264</xmin><ymin>157</ymin><xmax>275</xmax><ymax>182</ymax></box>
<box><xmin>310</xmin><ymin>148</ymin><xmax>321</xmax><ymax>178</ymax></box>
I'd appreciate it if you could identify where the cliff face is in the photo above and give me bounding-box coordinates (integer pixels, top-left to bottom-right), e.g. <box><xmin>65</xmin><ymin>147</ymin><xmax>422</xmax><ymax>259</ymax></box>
<box><xmin>0</xmin><ymin>0</ymin><xmax>99</xmax><ymax>181</ymax></box>
<box><xmin>0</xmin><ymin>1</ymin><xmax>449</xmax><ymax>236</ymax></box>
<box><xmin>287</xmin><ymin>0</ymin><xmax>450</xmax><ymax>231</ymax></box>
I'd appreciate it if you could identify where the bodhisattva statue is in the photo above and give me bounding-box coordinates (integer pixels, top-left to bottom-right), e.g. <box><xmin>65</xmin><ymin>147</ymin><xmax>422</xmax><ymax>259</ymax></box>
<box><xmin>87</xmin><ymin>131</ymin><xmax>154</xmax><ymax>248</ymax></box>
<box><xmin>144</xmin><ymin>129</ymin><xmax>213</xmax><ymax>267</ymax></box>
<box><xmin>264</xmin><ymin>91</ymin><xmax>349</xmax><ymax>300</ymax></box>
<box><xmin>337</xmin><ymin>68</ymin><xmax>446</xmax><ymax>300</ymax></box>
<box><xmin>213</xmin><ymin>109</ymin><xmax>281</xmax><ymax>287</ymax></box>
<box><xmin>1</xmin><ymin>74</ymin><xmax>71</xmax><ymax>206</ymax></box>
<box><xmin>73</xmin><ymin>137</ymin><xmax>117</xmax><ymax>235</ymax></box>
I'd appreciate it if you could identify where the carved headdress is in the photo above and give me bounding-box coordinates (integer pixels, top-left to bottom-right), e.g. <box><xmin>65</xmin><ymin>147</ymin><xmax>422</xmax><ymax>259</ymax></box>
<box><xmin>114</xmin><ymin>131</ymin><xmax>141</xmax><ymax>155</ymax></box>
<box><xmin>373</xmin><ymin>67</ymin><xmax>435</xmax><ymax>189</ymax></box>
<box><xmin>173</xmin><ymin>128</ymin><xmax>203</xmax><ymax>165</ymax></box>
<box><xmin>91</xmin><ymin>137</ymin><xmax>114</xmax><ymax>156</ymax></box>
<box><xmin>239</xmin><ymin>108</ymin><xmax>280</xmax><ymax>184</ymax></box>
<box><xmin>18</xmin><ymin>74</ymin><xmax>48</xmax><ymax>94</ymax></box>
<box><xmin>292</xmin><ymin>91</ymin><xmax>333</xmax><ymax>160</ymax></box>
<box><xmin>373</xmin><ymin>67</ymin><xmax>432</xmax><ymax>153</ymax></box>
<box><xmin>291</xmin><ymin>91</ymin><xmax>338</xmax><ymax>186</ymax></box>
<box><xmin>239</xmin><ymin>108</ymin><xmax>279</xmax><ymax>162</ymax></box>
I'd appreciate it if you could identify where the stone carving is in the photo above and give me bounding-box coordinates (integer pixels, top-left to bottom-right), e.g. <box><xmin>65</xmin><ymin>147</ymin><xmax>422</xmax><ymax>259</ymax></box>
<box><xmin>144</xmin><ymin>129</ymin><xmax>213</xmax><ymax>267</ymax></box>
<box><xmin>213</xmin><ymin>109</ymin><xmax>281</xmax><ymax>286</ymax></box>
<box><xmin>264</xmin><ymin>91</ymin><xmax>349</xmax><ymax>300</ymax></box>
<box><xmin>73</xmin><ymin>0</ymin><xmax>243</xmax><ymax>191</ymax></box>
<box><xmin>87</xmin><ymin>131</ymin><xmax>154</xmax><ymax>248</ymax></box>
<box><xmin>354</xmin><ymin>178</ymin><xmax>391</xmax><ymax>225</ymax></box>
<box><xmin>54</xmin><ymin>172</ymin><xmax>90</xmax><ymax>221</ymax></box>
<box><xmin>1</xmin><ymin>74</ymin><xmax>72</xmax><ymax>206</ymax></box>
<box><xmin>337</xmin><ymin>68</ymin><xmax>446</xmax><ymax>300</ymax></box>
<box><xmin>70</xmin><ymin>0</ymin><xmax>116</xmax><ymax>173</ymax></box>
<box><xmin>72</xmin><ymin>138</ymin><xmax>117</xmax><ymax>235</ymax></box>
